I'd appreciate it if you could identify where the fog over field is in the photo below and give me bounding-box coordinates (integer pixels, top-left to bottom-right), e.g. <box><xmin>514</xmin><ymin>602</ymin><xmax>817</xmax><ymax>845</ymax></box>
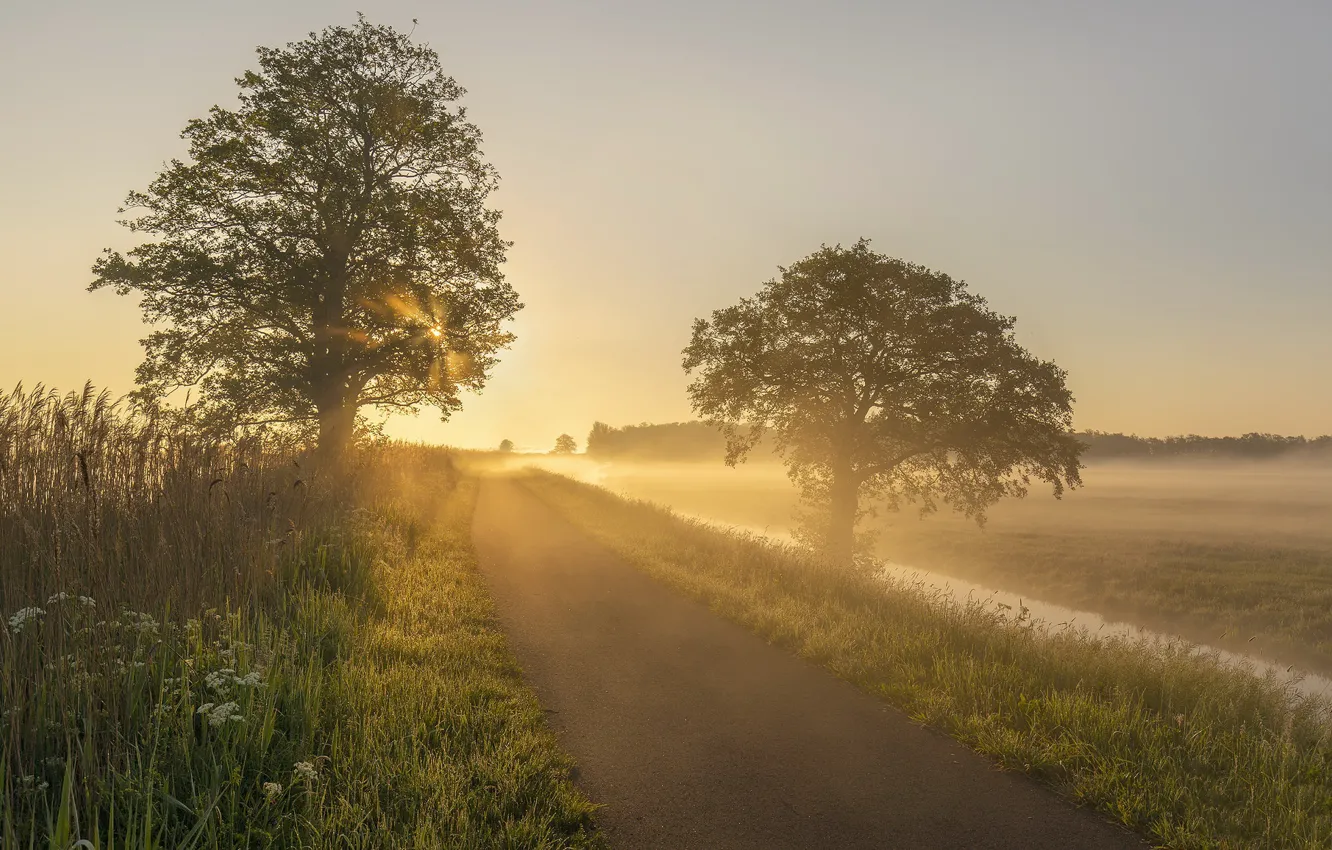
<box><xmin>505</xmin><ymin>453</ymin><xmax>1332</xmax><ymax>678</ymax></box>
<box><xmin>515</xmin><ymin>454</ymin><xmax>1332</xmax><ymax>545</ymax></box>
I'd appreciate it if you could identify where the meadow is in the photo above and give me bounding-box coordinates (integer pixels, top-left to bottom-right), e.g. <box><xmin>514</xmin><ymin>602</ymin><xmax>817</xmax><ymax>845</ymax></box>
<box><xmin>0</xmin><ymin>385</ymin><xmax>601</xmax><ymax>848</ymax></box>
<box><xmin>10</xmin><ymin>384</ymin><xmax>1332</xmax><ymax>848</ymax></box>
<box><xmin>532</xmin><ymin>455</ymin><xmax>1332</xmax><ymax>676</ymax></box>
<box><xmin>515</xmin><ymin>468</ymin><xmax>1332</xmax><ymax>849</ymax></box>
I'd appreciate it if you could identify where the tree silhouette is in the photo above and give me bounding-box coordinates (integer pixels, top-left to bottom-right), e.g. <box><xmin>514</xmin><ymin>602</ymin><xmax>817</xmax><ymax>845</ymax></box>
<box><xmin>552</xmin><ymin>434</ymin><xmax>577</xmax><ymax>454</ymax></box>
<box><xmin>498</xmin><ymin>438</ymin><xmax>515</xmax><ymax>453</ymax></box>
<box><xmin>683</xmin><ymin>239</ymin><xmax>1083</xmax><ymax>564</ymax></box>
<box><xmin>91</xmin><ymin>18</ymin><xmax>520</xmax><ymax>460</ymax></box>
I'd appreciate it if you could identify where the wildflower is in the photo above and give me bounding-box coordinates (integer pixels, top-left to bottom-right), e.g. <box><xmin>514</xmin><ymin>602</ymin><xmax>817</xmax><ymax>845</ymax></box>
<box><xmin>197</xmin><ymin>701</ymin><xmax>242</xmax><ymax>727</ymax></box>
<box><xmin>235</xmin><ymin>671</ymin><xmax>263</xmax><ymax>688</ymax></box>
<box><xmin>132</xmin><ymin>613</ymin><xmax>159</xmax><ymax>636</ymax></box>
<box><xmin>293</xmin><ymin>761</ymin><xmax>318</xmax><ymax>781</ymax></box>
<box><xmin>8</xmin><ymin>607</ymin><xmax>44</xmax><ymax>634</ymax></box>
<box><xmin>205</xmin><ymin>668</ymin><xmax>237</xmax><ymax>694</ymax></box>
<box><xmin>45</xmin><ymin>592</ymin><xmax>94</xmax><ymax>609</ymax></box>
<box><xmin>201</xmin><ymin>704</ymin><xmax>242</xmax><ymax>726</ymax></box>
<box><xmin>263</xmin><ymin>781</ymin><xmax>282</xmax><ymax>802</ymax></box>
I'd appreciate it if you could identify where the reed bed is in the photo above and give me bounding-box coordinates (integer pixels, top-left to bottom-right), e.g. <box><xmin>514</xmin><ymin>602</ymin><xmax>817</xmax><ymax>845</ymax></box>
<box><xmin>1</xmin><ymin>385</ymin><xmax>599</xmax><ymax>847</ymax></box>
<box><xmin>0</xmin><ymin>383</ymin><xmax>319</xmax><ymax>613</ymax></box>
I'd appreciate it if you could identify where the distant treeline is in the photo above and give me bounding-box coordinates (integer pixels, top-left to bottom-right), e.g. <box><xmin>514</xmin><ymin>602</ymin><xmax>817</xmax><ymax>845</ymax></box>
<box><xmin>1077</xmin><ymin>431</ymin><xmax>1332</xmax><ymax>460</ymax></box>
<box><xmin>585</xmin><ymin>421</ymin><xmax>1332</xmax><ymax>463</ymax></box>
<box><xmin>586</xmin><ymin>421</ymin><xmax>740</xmax><ymax>462</ymax></box>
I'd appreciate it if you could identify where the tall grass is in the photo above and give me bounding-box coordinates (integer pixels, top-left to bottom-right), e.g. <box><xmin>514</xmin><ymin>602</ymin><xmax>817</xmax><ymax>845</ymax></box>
<box><xmin>1</xmin><ymin>385</ymin><xmax>600</xmax><ymax>847</ymax></box>
<box><xmin>0</xmin><ymin>382</ymin><xmax>319</xmax><ymax>613</ymax></box>
<box><xmin>518</xmin><ymin>469</ymin><xmax>1332</xmax><ymax>850</ymax></box>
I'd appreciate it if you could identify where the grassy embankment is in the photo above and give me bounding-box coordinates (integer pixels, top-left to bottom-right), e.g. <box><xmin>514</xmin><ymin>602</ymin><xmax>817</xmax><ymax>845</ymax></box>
<box><xmin>585</xmin><ymin>458</ymin><xmax>1332</xmax><ymax>675</ymax></box>
<box><xmin>517</xmin><ymin>469</ymin><xmax>1332</xmax><ymax>850</ymax></box>
<box><xmin>1</xmin><ymin>385</ymin><xmax>601</xmax><ymax>848</ymax></box>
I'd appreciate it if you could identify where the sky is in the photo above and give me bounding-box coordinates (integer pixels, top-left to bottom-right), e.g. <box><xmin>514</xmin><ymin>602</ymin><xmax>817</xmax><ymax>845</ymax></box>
<box><xmin>3</xmin><ymin>1</ymin><xmax>1331</xmax><ymax>449</ymax></box>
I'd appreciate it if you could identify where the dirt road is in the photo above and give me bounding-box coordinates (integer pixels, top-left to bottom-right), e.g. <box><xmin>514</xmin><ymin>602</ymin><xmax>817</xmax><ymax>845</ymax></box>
<box><xmin>472</xmin><ymin>476</ymin><xmax>1146</xmax><ymax>850</ymax></box>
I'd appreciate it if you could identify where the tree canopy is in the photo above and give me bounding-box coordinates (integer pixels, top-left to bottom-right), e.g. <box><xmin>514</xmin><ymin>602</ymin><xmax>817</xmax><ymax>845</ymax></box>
<box><xmin>552</xmin><ymin>434</ymin><xmax>577</xmax><ymax>454</ymax></box>
<box><xmin>91</xmin><ymin>17</ymin><xmax>520</xmax><ymax>457</ymax></box>
<box><xmin>683</xmin><ymin>239</ymin><xmax>1084</xmax><ymax>563</ymax></box>
<box><xmin>498</xmin><ymin>438</ymin><xmax>515</xmax><ymax>453</ymax></box>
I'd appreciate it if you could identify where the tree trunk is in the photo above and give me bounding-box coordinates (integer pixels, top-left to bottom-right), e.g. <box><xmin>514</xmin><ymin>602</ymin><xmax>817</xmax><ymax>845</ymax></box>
<box><xmin>313</xmin><ymin>247</ymin><xmax>354</xmax><ymax>465</ymax></box>
<box><xmin>827</xmin><ymin>464</ymin><xmax>859</xmax><ymax>566</ymax></box>
<box><xmin>315</xmin><ymin>388</ymin><xmax>357</xmax><ymax>467</ymax></box>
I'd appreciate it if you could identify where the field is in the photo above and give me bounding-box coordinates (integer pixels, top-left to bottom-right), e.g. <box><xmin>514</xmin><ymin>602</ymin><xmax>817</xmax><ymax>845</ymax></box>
<box><xmin>515</xmin><ymin>468</ymin><xmax>1332</xmax><ymax>849</ymax></box>
<box><xmin>520</xmin><ymin>455</ymin><xmax>1332</xmax><ymax>676</ymax></box>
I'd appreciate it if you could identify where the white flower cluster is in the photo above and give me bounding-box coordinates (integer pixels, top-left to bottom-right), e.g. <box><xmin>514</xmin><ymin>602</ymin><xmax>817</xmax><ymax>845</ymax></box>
<box><xmin>204</xmin><ymin>668</ymin><xmax>235</xmax><ymax>693</ymax></box>
<box><xmin>293</xmin><ymin>761</ymin><xmax>318</xmax><ymax>781</ymax></box>
<box><xmin>8</xmin><ymin>607</ymin><xmax>44</xmax><ymax>634</ymax></box>
<box><xmin>263</xmin><ymin>781</ymin><xmax>283</xmax><ymax>802</ymax></box>
<box><xmin>46</xmin><ymin>592</ymin><xmax>95</xmax><ymax>608</ymax></box>
<box><xmin>203</xmin><ymin>667</ymin><xmax>264</xmax><ymax>696</ymax></box>
<box><xmin>121</xmin><ymin>610</ymin><xmax>159</xmax><ymax>636</ymax></box>
<box><xmin>196</xmin><ymin>701</ymin><xmax>243</xmax><ymax>727</ymax></box>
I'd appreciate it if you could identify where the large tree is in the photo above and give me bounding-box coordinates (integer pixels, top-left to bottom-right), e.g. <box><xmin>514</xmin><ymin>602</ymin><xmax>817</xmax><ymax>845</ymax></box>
<box><xmin>91</xmin><ymin>18</ymin><xmax>520</xmax><ymax>458</ymax></box>
<box><xmin>683</xmin><ymin>239</ymin><xmax>1084</xmax><ymax>565</ymax></box>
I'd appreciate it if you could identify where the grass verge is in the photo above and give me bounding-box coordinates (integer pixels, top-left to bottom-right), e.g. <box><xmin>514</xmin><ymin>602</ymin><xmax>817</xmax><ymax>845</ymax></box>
<box><xmin>1</xmin><ymin>385</ymin><xmax>601</xmax><ymax>847</ymax></box>
<box><xmin>306</xmin><ymin>475</ymin><xmax>602</xmax><ymax>846</ymax></box>
<box><xmin>575</xmin><ymin>457</ymin><xmax>1332</xmax><ymax>673</ymax></box>
<box><xmin>516</xmin><ymin>469</ymin><xmax>1332</xmax><ymax>850</ymax></box>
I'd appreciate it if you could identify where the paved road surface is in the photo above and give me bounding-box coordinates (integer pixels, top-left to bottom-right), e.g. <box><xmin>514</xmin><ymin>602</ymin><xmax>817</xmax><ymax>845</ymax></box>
<box><xmin>473</xmin><ymin>476</ymin><xmax>1147</xmax><ymax>850</ymax></box>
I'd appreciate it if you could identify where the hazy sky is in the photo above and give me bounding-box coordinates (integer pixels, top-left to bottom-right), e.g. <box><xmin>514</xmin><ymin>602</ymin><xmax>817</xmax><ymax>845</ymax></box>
<box><xmin>3</xmin><ymin>1</ymin><xmax>1331</xmax><ymax>448</ymax></box>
